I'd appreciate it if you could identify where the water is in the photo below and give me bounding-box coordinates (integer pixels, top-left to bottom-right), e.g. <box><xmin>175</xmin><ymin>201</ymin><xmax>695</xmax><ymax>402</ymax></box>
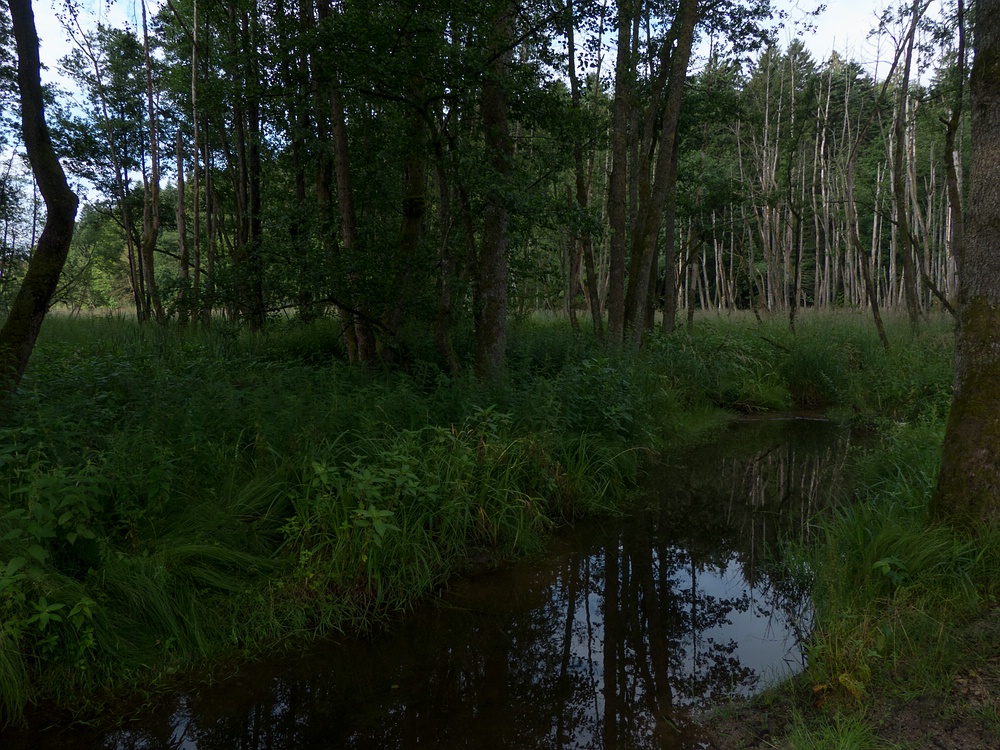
<box><xmin>8</xmin><ymin>417</ymin><xmax>850</xmax><ymax>750</ymax></box>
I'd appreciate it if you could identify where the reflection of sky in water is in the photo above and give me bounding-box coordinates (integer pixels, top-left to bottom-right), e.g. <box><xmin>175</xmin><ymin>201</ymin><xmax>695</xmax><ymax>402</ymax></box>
<box><xmin>167</xmin><ymin>698</ymin><xmax>198</xmax><ymax>750</ymax></box>
<box><xmin>672</xmin><ymin>554</ymin><xmax>805</xmax><ymax>696</ymax></box>
<box><xmin>529</xmin><ymin>543</ymin><xmax>808</xmax><ymax>723</ymax></box>
<box><xmin>5</xmin><ymin>419</ymin><xmax>845</xmax><ymax>750</ymax></box>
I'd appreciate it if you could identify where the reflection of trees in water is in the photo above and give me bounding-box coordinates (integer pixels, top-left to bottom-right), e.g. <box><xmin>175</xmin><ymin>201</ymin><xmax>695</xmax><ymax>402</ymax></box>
<box><xmin>95</xmin><ymin>422</ymin><xmax>848</xmax><ymax>750</ymax></box>
<box><xmin>661</xmin><ymin>421</ymin><xmax>850</xmax><ymax>685</ymax></box>
<box><xmin>723</xmin><ymin>434</ymin><xmax>850</xmax><ymax>562</ymax></box>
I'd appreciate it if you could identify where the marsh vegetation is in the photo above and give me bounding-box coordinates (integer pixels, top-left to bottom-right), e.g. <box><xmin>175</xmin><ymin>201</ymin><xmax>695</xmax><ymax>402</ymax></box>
<box><xmin>3</xmin><ymin>311</ymin><xmax>996</xmax><ymax>750</ymax></box>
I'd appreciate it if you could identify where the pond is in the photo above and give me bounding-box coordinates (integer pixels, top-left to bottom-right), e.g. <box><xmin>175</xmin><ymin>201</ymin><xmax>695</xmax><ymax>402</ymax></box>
<box><xmin>8</xmin><ymin>417</ymin><xmax>851</xmax><ymax>750</ymax></box>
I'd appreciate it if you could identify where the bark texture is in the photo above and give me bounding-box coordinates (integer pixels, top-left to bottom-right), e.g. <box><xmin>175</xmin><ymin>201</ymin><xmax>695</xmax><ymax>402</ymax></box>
<box><xmin>0</xmin><ymin>0</ymin><xmax>79</xmax><ymax>396</ymax></box>
<box><xmin>474</xmin><ymin>0</ymin><xmax>514</xmax><ymax>381</ymax></box>
<box><xmin>931</xmin><ymin>0</ymin><xmax>1000</xmax><ymax>527</ymax></box>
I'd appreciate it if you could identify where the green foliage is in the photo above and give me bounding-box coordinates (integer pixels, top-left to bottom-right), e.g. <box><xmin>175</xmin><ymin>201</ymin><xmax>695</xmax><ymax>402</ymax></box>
<box><xmin>0</xmin><ymin>315</ymin><xmax>660</xmax><ymax>723</ymax></box>
<box><xmin>0</xmin><ymin>311</ymin><xmax>966</xmax><ymax>729</ymax></box>
<box><xmin>783</xmin><ymin>712</ymin><xmax>892</xmax><ymax>749</ymax></box>
<box><xmin>794</xmin><ymin>416</ymin><xmax>1000</xmax><ymax>710</ymax></box>
<box><xmin>646</xmin><ymin>324</ymin><xmax>787</xmax><ymax>412</ymax></box>
<box><xmin>557</xmin><ymin>357</ymin><xmax>645</xmax><ymax>439</ymax></box>
<box><xmin>640</xmin><ymin>312</ymin><xmax>953</xmax><ymax>422</ymax></box>
<box><xmin>55</xmin><ymin>205</ymin><xmax>136</xmax><ymax>312</ymax></box>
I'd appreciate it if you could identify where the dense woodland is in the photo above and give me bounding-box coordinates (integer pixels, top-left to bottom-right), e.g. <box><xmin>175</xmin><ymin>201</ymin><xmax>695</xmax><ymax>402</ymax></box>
<box><xmin>0</xmin><ymin>0</ymin><xmax>971</xmax><ymax>368</ymax></box>
<box><xmin>5</xmin><ymin>0</ymin><xmax>1000</xmax><ymax>743</ymax></box>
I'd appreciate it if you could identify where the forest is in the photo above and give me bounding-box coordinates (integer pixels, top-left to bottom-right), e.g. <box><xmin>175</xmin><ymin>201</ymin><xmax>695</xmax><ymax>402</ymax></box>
<box><xmin>0</xmin><ymin>0</ymin><xmax>969</xmax><ymax>353</ymax></box>
<box><xmin>2</xmin><ymin>0</ymin><xmax>1000</xmax><ymax>746</ymax></box>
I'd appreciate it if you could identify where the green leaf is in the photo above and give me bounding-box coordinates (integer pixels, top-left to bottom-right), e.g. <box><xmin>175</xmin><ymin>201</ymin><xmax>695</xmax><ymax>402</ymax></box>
<box><xmin>5</xmin><ymin>557</ymin><xmax>26</xmax><ymax>576</ymax></box>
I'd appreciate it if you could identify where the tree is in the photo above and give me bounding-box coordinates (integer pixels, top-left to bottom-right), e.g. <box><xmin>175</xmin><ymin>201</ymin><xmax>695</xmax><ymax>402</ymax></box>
<box><xmin>59</xmin><ymin>23</ymin><xmax>150</xmax><ymax>321</ymax></box>
<box><xmin>0</xmin><ymin>0</ymin><xmax>79</xmax><ymax>396</ymax></box>
<box><xmin>0</xmin><ymin>3</ymin><xmax>18</xmax><ymax>146</ymax></box>
<box><xmin>139</xmin><ymin>0</ymin><xmax>166</xmax><ymax>323</ymax></box>
<box><xmin>474</xmin><ymin>0</ymin><xmax>514</xmax><ymax>380</ymax></box>
<box><xmin>14</xmin><ymin>0</ymin><xmax>974</xmax><ymax>366</ymax></box>
<box><xmin>605</xmin><ymin>0</ymin><xmax>773</xmax><ymax>347</ymax></box>
<box><xmin>931</xmin><ymin>0</ymin><xmax>1000</xmax><ymax>527</ymax></box>
<box><xmin>888</xmin><ymin>0</ymin><xmax>930</xmax><ymax>333</ymax></box>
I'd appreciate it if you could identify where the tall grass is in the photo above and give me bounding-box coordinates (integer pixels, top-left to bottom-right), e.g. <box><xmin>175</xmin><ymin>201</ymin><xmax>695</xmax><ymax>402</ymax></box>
<box><xmin>0</xmin><ymin>309</ymin><xmax>959</xmax><ymax>726</ymax></box>
<box><xmin>793</xmin><ymin>416</ymin><xmax>1000</xmax><ymax>715</ymax></box>
<box><xmin>0</xmin><ymin>314</ymin><xmax>652</xmax><ymax>724</ymax></box>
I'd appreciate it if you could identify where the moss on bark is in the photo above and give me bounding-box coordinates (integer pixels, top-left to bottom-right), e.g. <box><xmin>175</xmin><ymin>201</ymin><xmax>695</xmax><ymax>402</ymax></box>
<box><xmin>933</xmin><ymin>297</ymin><xmax>1000</xmax><ymax>527</ymax></box>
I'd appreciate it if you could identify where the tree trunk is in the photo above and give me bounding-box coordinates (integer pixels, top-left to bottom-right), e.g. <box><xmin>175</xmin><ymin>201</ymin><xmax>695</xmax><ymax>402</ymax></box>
<box><xmin>245</xmin><ymin>5</ymin><xmax>265</xmax><ymax>330</ymax></box>
<box><xmin>846</xmin><ymin>163</ymin><xmax>889</xmax><ymax>350</ymax></box>
<box><xmin>660</xmin><ymin>136</ymin><xmax>679</xmax><ymax>333</ymax></box>
<box><xmin>943</xmin><ymin>0</ymin><xmax>967</xmax><ymax>312</ymax></box>
<box><xmin>329</xmin><ymin>81</ymin><xmax>376</xmax><ymax>362</ymax></box>
<box><xmin>475</xmin><ymin>0</ymin><xmax>514</xmax><ymax>381</ymax></box>
<box><xmin>385</xmin><ymin>74</ymin><xmax>427</xmax><ymax>357</ymax></box>
<box><xmin>433</xmin><ymin>149</ymin><xmax>461</xmax><ymax>374</ymax></box>
<box><xmin>312</xmin><ymin>0</ymin><xmax>360</xmax><ymax>358</ymax></box>
<box><xmin>566</xmin><ymin>0</ymin><xmax>603</xmax><ymax>340</ymax></box>
<box><xmin>623</xmin><ymin>0</ymin><xmax>698</xmax><ymax>346</ymax></box>
<box><xmin>931</xmin><ymin>0</ymin><xmax>1000</xmax><ymax>527</ymax></box>
<box><xmin>140</xmin><ymin>0</ymin><xmax>165</xmax><ymax>324</ymax></box>
<box><xmin>176</xmin><ymin>131</ymin><xmax>189</xmax><ymax>324</ymax></box>
<box><xmin>892</xmin><ymin>0</ymin><xmax>925</xmax><ymax>332</ymax></box>
<box><xmin>606</xmin><ymin>0</ymin><xmax>633</xmax><ymax>346</ymax></box>
<box><xmin>0</xmin><ymin>0</ymin><xmax>79</xmax><ymax>395</ymax></box>
<box><xmin>191</xmin><ymin>0</ymin><xmax>201</xmax><ymax>317</ymax></box>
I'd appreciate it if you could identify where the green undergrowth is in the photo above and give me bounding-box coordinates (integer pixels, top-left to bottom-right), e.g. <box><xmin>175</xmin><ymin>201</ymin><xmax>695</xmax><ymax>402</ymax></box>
<box><xmin>775</xmin><ymin>414</ymin><xmax>1000</xmax><ymax>746</ymax></box>
<box><xmin>0</xmin><ymin>310</ymin><xmax>957</xmax><ymax>727</ymax></box>
<box><xmin>816</xmin><ymin>421</ymin><xmax>1000</xmax><ymax>681</ymax></box>
<box><xmin>646</xmin><ymin>310</ymin><xmax>953</xmax><ymax>422</ymax></box>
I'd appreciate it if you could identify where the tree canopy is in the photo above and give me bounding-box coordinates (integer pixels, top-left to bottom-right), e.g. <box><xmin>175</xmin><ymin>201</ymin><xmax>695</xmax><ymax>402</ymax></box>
<box><xmin>0</xmin><ymin>0</ymin><xmax>975</xmax><ymax>368</ymax></box>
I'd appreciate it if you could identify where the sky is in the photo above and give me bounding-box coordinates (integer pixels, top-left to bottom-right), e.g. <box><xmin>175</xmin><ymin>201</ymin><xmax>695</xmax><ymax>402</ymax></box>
<box><xmin>775</xmin><ymin>0</ymin><xmax>891</xmax><ymax>67</ymax></box>
<box><xmin>32</xmin><ymin>0</ymin><xmax>142</xmax><ymax>87</ymax></box>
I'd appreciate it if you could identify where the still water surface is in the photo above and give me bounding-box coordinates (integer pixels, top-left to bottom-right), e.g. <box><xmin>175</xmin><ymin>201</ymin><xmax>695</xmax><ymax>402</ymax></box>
<box><xmin>12</xmin><ymin>418</ymin><xmax>850</xmax><ymax>750</ymax></box>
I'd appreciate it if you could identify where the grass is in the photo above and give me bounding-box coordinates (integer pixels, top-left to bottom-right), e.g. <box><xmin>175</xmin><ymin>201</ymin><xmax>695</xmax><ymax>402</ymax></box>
<box><xmin>782</xmin><ymin>711</ymin><xmax>897</xmax><ymax>749</ymax></box>
<box><xmin>760</xmin><ymin>398</ymin><xmax>1000</xmax><ymax>748</ymax></box>
<box><xmin>796</xmin><ymin>427</ymin><xmax>1000</xmax><ymax>682</ymax></box>
<box><xmin>0</xmin><ymin>308</ymin><xmax>963</xmax><ymax>730</ymax></box>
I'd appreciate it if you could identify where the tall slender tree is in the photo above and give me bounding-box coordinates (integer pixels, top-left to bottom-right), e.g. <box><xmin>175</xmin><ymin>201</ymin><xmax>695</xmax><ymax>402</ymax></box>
<box><xmin>0</xmin><ymin>0</ymin><xmax>79</xmax><ymax>397</ymax></box>
<box><xmin>475</xmin><ymin>0</ymin><xmax>515</xmax><ymax>380</ymax></box>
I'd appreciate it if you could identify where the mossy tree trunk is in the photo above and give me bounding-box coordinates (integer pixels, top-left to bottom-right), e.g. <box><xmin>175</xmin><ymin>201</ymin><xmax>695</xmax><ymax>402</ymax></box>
<box><xmin>0</xmin><ymin>0</ymin><xmax>79</xmax><ymax>397</ymax></box>
<box><xmin>931</xmin><ymin>0</ymin><xmax>1000</xmax><ymax>527</ymax></box>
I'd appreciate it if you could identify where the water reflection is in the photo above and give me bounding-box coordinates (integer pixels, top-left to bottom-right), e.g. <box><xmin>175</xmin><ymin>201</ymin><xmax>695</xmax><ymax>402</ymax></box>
<box><xmin>10</xmin><ymin>419</ymin><xmax>849</xmax><ymax>750</ymax></box>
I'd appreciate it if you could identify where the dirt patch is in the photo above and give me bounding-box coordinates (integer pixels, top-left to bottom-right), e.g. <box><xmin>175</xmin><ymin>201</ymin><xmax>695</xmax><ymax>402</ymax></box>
<box><xmin>695</xmin><ymin>689</ymin><xmax>800</xmax><ymax>749</ymax></box>
<box><xmin>875</xmin><ymin>690</ymin><xmax>998</xmax><ymax>749</ymax></box>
